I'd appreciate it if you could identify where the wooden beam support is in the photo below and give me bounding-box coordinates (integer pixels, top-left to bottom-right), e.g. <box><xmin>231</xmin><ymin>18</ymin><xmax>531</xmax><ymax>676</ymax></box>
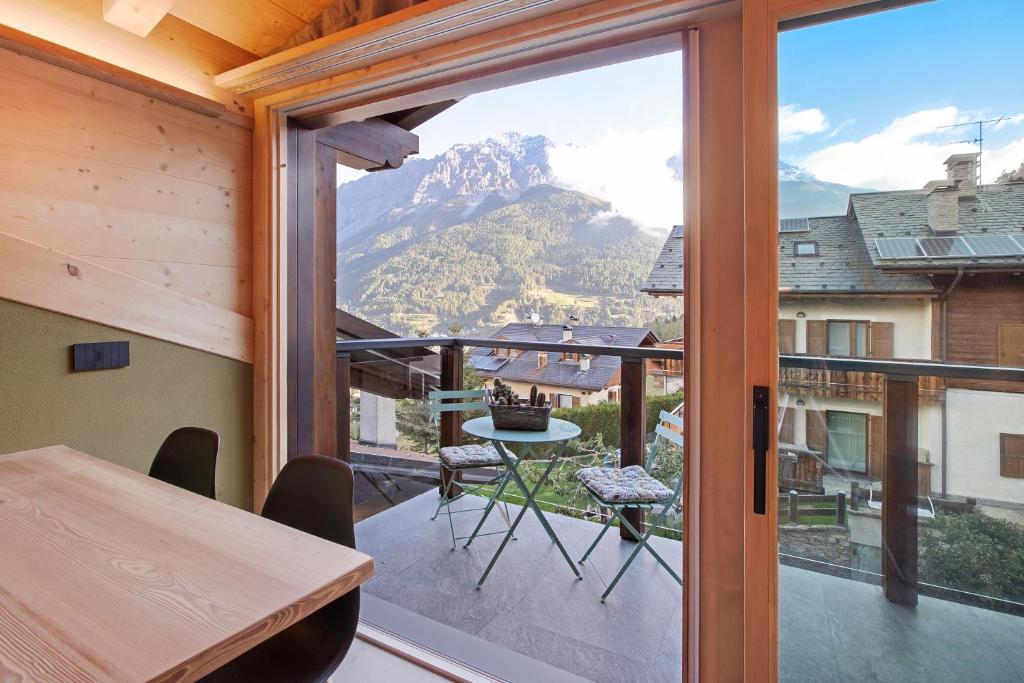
<box><xmin>315</xmin><ymin>118</ymin><xmax>419</xmax><ymax>170</ymax></box>
<box><xmin>439</xmin><ymin>345</ymin><xmax>464</xmax><ymax>496</ymax></box>
<box><xmin>619</xmin><ymin>358</ymin><xmax>646</xmax><ymax>539</ymax></box>
<box><xmin>380</xmin><ymin>99</ymin><xmax>462</xmax><ymax>131</ymax></box>
<box><xmin>289</xmin><ymin>124</ymin><xmax>339</xmax><ymax>458</ymax></box>
<box><xmin>272</xmin><ymin>0</ymin><xmax>431</xmax><ymax>54</ymax></box>
<box><xmin>102</xmin><ymin>0</ymin><xmax>177</xmax><ymax>37</ymax></box>
<box><xmin>338</xmin><ymin>354</ymin><xmax>353</xmax><ymax>461</ymax></box>
<box><xmin>883</xmin><ymin>373</ymin><xmax>919</xmax><ymax>606</ymax></box>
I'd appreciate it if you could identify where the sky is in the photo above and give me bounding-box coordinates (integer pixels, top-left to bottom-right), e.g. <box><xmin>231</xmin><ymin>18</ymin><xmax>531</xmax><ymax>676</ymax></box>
<box><xmin>342</xmin><ymin>0</ymin><xmax>1024</xmax><ymax>230</ymax></box>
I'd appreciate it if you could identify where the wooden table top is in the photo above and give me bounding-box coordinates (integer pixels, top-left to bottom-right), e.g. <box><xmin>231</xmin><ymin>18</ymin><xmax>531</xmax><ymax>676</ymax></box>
<box><xmin>0</xmin><ymin>446</ymin><xmax>374</xmax><ymax>682</ymax></box>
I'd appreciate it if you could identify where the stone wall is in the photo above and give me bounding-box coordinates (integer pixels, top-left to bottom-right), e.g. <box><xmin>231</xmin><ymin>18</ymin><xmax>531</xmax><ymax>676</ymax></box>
<box><xmin>779</xmin><ymin>524</ymin><xmax>851</xmax><ymax>566</ymax></box>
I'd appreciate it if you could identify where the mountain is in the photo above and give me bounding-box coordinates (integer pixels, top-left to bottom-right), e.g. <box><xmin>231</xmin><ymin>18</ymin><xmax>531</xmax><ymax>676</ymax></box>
<box><xmin>336</xmin><ymin>134</ymin><xmax>869</xmax><ymax>335</ymax></box>
<box><xmin>779</xmin><ymin>160</ymin><xmax>871</xmax><ymax>218</ymax></box>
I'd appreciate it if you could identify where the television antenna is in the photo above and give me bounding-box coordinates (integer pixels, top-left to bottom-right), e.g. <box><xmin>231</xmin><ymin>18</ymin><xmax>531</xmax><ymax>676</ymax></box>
<box><xmin>938</xmin><ymin>116</ymin><xmax>1010</xmax><ymax>185</ymax></box>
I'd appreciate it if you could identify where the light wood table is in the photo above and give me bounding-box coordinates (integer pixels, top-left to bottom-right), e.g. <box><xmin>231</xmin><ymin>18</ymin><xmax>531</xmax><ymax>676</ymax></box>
<box><xmin>0</xmin><ymin>446</ymin><xmax>374</xmax><ymax>682</ymax></box>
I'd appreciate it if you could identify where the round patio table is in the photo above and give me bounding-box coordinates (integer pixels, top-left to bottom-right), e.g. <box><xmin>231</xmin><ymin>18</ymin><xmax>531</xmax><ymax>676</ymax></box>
<box><xmin>461</xmin><ymin>416</ymin><xmax>583</xmax><ymax>587</ymax></box>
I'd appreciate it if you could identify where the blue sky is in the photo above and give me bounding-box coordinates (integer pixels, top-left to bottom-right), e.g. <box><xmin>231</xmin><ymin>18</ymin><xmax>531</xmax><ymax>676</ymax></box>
<box><xmin>343</xmin><ymin>0</ymin><xmax>1024</xmax><ymax>226</ymax></box>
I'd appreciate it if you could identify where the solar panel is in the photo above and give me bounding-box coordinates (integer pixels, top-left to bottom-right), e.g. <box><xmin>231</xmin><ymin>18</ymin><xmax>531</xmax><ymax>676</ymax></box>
<box><xmin>470</xmin><ymin>355</ymin><xmax>509</xmax><ymax>371</ymax></box>
<box><xmin>875</xmin><ymin>238</ymin><xmax>923</xmax><ymax>259</ymax></box>
<box><xmin>779</xmin><ymin>218</ymin><xmax>810</xmax><ymax>233</ymax></box>
<box><xmin>961</xmin><ymin>234</ymin><xmax>1024</xmax><ymax>257</ymax></box>
<box><xmin>919</xmin><ymin>237</ymin><xmax>972</xmax><ymax>258</ymax></box>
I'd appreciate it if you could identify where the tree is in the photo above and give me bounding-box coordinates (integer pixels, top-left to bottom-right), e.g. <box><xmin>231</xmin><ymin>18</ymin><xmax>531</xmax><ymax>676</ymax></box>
<box><xmin>995</xmin><ymin>162</ymin><xmax>1024</xmax><ymax>184</ymax></box>
<box><xmin>396</xmin><ymin>398</ymin><xmax>438</xmax><ymax>454</ymax></box>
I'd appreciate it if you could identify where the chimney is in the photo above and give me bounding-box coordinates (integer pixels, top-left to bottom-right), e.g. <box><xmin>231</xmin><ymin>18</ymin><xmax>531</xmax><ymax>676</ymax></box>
<box><xmin>927</xmin><ymin>184</ymin><xmax>959</xmax><ymax>235</ymax></box>
<box><xmin>561</xmin><ymin>325</ymin><xmax>573</xmax><ymax>342</ymax></box>
<box><xmin>579</xmin><ymin>354</ymin><xmax>591</xmax><ymax>372</ymax></box>
<box><xmin>945</xmin><ymin>153</ymin><xmax>979</xmax><ymax>197</ymax></box>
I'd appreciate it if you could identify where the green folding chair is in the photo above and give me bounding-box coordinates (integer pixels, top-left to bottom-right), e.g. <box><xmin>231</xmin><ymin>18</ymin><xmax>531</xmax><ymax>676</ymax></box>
<box><xmin>428</xmin><ymin>389</ymin><xmax>517</xmax><ymax>550</ymax></box>
<box><xmin>576</xmin><ymin>410</ymin><xmax>684</xmax><ymax>602</ymax></box>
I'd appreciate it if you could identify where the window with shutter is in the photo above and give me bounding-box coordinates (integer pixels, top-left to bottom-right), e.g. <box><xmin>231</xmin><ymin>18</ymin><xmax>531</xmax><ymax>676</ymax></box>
<box><xmin>806</xmin><ymin>409</ymin><xmax>828</xmax><ymax>455</ymax></box>
<box><xmin>998</xmin><ymin>324</ymin><xmax>1024</xmax><ymax>368</ymax></box>
<box><xmin>871</xmin><ymin>322</ymin><xmax>895</xmax><ymax>359</ymax></box>
<box><xmin>1000</xmin><ymin>434</ymin><xmax>1024</xmax><ymax>479</ymax></box>
<box><xmin>807</xmin><ymin>321</ymin><xmax>827</xmax><ymax>356</ymax></box>
<box><xmin>779</xmin><ymin>407</ymin><xmax>795</xmax><ymax>444</ymax></box>
<box><xmin>778</xmin><ymin>319</ymin><xmax>796</xmax><ymax>354</ymax></box>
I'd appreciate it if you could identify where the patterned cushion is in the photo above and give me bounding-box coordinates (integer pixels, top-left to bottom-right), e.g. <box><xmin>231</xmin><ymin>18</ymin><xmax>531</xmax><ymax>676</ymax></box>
<box><xmin>577</xmin><ymin>465</ymin><xmax>674</xmax><ymax>504</ymax></box>
<box><xmin>439</xmin><ymin>444</ymin><xmax>509</xmax><ymax>469</ymax></box>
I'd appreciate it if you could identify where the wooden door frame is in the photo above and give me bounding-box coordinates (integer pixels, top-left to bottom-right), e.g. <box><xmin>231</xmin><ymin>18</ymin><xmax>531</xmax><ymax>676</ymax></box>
<box><xmin>236</xmin><ymin>0</ymin><xmax>901</xmax><ymax>680</ymax></box>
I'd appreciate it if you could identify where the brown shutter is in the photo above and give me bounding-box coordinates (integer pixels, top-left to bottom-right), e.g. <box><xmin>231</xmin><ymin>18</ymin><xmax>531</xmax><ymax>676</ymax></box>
<box><xmin>572</xmin><ymin>396</ymin><xmax>581</xmax><ymax>408</ymax></box>
<box><xmin>869</xmin><ymin>415</ymin><xmax>886</xmax><ymax>480</ymax></box>
<box><xmin>1001</xmin><ymin>434</ymin><xmax>1024</xmax><ymax>479</ymax></box>
<box><xmin>806</xmin><ymin>410</ymin><xmax>828</xmax><ymax>455</ymax></box>
<box><xmin>998</xmin><ymin>324</ymin><xmax>1024</xmax><ymax>368</ymax></box>
<box><xmin>778</xmin><ymin>319</ymin><xmax>796</xmax><ymax>354</ymax></box>
<box><xmin>870</xmin><ymin>322</ymin><xmax>895</xmax><ymax>359</ymax></box>
<box><xmin>807</xmin><ymin>321</ymin><xmax>827</xmax><ymax>356</ymax></box>
<box><xmin>779</xmin><ymin>407</ymin><xmax>795</xmax><ymax>444</ymax></box>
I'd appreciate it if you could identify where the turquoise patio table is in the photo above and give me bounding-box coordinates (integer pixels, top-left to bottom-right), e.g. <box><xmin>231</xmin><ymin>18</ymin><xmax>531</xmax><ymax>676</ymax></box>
<box><xmin>461</xmin><ymin>416</ymin><xmax>583</xmax><ymax>587</ymax></box>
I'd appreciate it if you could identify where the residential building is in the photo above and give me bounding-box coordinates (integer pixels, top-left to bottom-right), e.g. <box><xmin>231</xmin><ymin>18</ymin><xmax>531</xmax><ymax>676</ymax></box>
<box><xmin>471</xmin><ymin>323</ymin><xmax>660</xmax><ymax>407</ymax></box>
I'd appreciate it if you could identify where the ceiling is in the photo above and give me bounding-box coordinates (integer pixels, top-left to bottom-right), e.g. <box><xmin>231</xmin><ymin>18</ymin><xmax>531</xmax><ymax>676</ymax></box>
<box><xmin>167</xmin><ymin>0</ymin><xmax>338</xmax><ymax>56</ymax></box>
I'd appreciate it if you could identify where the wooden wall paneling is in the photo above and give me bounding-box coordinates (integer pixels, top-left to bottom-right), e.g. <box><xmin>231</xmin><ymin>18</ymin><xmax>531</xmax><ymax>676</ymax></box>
<box><xmin>170</xmin><ymin>0</ymin><xmax>308</xmax><ymax>56</ymax></box>
<box><xmin>101</xmin><ymin>0</ymin><xmax>177</xmax><ymax>37</ymax></box>
<box><xmin>946</xmin><ymin>275</ymin><xmax>1024</xmax><ymax>366</ymax></box>
<box><xmin>0</xmin><ymin>232</ymin><xmax>253</xmax><ymax>361</ymax></box>
<box><xmin>1</xmin><ymin>0</ymin><xmax>257</xmax><ymax>116</ymax></box>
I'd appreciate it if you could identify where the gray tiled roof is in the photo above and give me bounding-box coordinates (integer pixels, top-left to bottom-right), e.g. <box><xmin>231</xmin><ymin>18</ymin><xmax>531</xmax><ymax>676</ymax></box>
<box><xmin>778</xmin><ymin>214</ymin><xmax>935</xmax><ymax>294</ymax></box>
<box><xmin>471</xmin><ymin>324</ymin><xmax>657</xmax><ymax>391</ymax></box>
<box><xmin>641</xmin><ymin>227</ymin><xmax>683</xmax><ymax>294</ymax></box>
<box><xmin>852</xmin><ymin>182</ymin><xmax>1024</xmax><ymax>269</ymax></box>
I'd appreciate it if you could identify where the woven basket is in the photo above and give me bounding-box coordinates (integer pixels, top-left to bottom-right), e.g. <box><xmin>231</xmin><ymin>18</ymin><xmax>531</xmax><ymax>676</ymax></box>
<box><xmin>489</xmin><ymin>402</ymin><xmax>551</xmax><ymax>431</ymax></box>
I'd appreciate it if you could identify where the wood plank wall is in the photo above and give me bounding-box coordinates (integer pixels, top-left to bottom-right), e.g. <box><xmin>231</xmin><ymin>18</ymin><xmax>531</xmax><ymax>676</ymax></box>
<box><xmin>0</xmin><ymin>47</ymin><xmax>254</xmax><ymax>362</ymax></box>
<box><xmin>944</xmin><ymin>274</ymin><xmax>1024</xmax><ymax>367</ymax></box>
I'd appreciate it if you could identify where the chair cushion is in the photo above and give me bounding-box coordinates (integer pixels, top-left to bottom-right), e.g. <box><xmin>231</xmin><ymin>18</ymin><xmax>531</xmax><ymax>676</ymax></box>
<box><xmin>439</xmin><ymin>444</ymin><xmax>508</xmax><ymax>469</ymax></box>
<box><xmin>577</xmin><ymin>465</ymin><xmax>674</xmax><ymax>504</ymax></box>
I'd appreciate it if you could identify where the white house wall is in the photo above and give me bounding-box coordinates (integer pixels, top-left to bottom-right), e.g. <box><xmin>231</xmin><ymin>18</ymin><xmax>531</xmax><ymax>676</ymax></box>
<box><xmin>779</xmin><ymin>298</ymin><xmax>933</xmax><ymax>359</ymax></box>
<box><xmin>947</xmin><ymin>388</ymin><xmax>1024</xmax><ymax>505</ymax></box>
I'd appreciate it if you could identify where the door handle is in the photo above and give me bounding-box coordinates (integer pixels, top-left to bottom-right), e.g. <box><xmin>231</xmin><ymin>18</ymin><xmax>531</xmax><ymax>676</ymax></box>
<box><xmin>752</xmin><ymin>385</ymin><xmax>769</xmax><ymax>515</ymax></box>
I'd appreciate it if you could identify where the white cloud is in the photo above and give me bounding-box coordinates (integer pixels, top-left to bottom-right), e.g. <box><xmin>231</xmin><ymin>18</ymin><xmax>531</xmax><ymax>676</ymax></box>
<box><xmin>821</xmin><ymin>117</ymin><xmax>855</xmax><ymax>141</ymax></box>
<box><xmin>779</xmin><ymin>104</ymin><xmax>829</xmax><ymax>143</ymax></box>
<box><xmin>548</xmin><ymin>125</ymin><xmax>683</xmax><ymax>231</ymax></box>
<box><xmin>795</xmin><ymin>106</ymin><xmax>1020</xmax><ymax>189</ymax></box>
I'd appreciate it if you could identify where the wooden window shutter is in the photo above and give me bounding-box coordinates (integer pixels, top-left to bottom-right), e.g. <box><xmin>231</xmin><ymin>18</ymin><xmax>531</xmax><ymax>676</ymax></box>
<box><xmin>998</xmin><ymin>324</ymin><xmax>1024</xmax><ymax>368</ymax></box>
<box><xmin>870</xmin><ymin>322</ymin><xmax>895</xmax><ymax>359</ymax></box>
<box><xmin>806</xmin><ymin>410</ymin><xmax>828</xmax><ymax>455</ymax></box>
<box><xmin>1000</xmin><ymin>434</ymin><xmax>1024</xmax><ymax>479</ymax></box>
<box><xmin>779</xmin><ymin>407</ymin><xmax>795</xmax><ymax>444</ymax></box>
<box><xmin>572</xmin><ymin>396</ymin><xmax>581</xmax><ymax>408</ymax></box>
<box><xmin>807</xmin><ymin>321</ymin><xmax>827</xmax><ymax>356</ymax></box>
<box><xmin>869</xmin><ymin>415</ymin><xmax>885</xmax><ymax>480</ymax></box>
<box><xmin>778</xmin><ymin>319</ymin><xmax>796</xmax><ymax>354</ymax></box>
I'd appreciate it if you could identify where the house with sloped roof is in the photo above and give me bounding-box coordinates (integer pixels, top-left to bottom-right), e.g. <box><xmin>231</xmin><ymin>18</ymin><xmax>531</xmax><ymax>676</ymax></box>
<box><xmin>471</xmin><ymin>323</ymin><xmax>660</xmax><ymax>407</ymax></box>
<box><xmin>777</xmin><ymin>153</ymin><xmax>1024</xmax><ymax>505</ymax></box>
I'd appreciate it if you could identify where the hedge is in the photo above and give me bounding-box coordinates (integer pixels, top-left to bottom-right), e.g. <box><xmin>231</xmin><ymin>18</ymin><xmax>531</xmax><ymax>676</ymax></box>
<box><xmin>551</xmin><ymin>391</ymin><xmax>683</xmax><ymax>448</ymax></box>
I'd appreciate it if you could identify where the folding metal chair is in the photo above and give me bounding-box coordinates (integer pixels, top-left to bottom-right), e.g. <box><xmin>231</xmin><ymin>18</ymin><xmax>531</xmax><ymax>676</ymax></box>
<box><xmin>577</xmin><ymin>410</ymin><xmax>684</xmax><ymax>602</ymax></box>
<box><xmin>428</xmin><ymin>389</ymin><xmax>517</xmax><ymax>550</ymax></box>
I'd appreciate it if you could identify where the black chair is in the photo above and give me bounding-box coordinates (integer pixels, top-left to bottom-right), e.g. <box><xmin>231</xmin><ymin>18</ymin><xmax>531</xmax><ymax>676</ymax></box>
<box><xmin>200</xmin><ymin>455</ymin><xmax>360</xmax><ymax>683</ymax></box>
<box><xmin>148</xmin><ymin>427</ymin><xmax>219</xmax><ymax>498</ymax></box>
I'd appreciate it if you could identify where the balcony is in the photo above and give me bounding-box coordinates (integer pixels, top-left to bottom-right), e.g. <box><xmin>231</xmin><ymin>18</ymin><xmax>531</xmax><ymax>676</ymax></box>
<box><xmin>339</xmin><ymin>335</ymin><xmax>1024</xmax><ymax>682</ymax></box>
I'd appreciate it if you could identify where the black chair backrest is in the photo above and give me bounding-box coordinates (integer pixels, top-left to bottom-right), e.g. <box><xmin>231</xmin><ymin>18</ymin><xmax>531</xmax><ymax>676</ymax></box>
<box><xmin>261</xmin><ymin>454</ymin><xmax>357</xmax><ymax>549</ymax></box>
<box><xmin>148</xmin><ymin>427</ymin><xmax>219</xmax><ymax>499</ymax></box>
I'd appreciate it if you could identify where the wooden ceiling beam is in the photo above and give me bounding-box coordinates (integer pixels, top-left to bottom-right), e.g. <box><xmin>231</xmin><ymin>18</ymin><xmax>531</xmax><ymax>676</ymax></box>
<box><xmin>101</xmin><ymin>0</ymin><xmax>177</xmax><ymax>37</ymax></box>
<box><xmin>272</xmin><ymin>0</ymin><xmax>430</xmax><ymax>54</ymax></box>
<box><xmin>380</xmin><ymin>99</ymin><xmax>461</xmax><ymax>131</ymax></box>
<box><xmin>315</xmin><ymin>117</ymin><xmax>419</xmax><ymax>170</ymax></box>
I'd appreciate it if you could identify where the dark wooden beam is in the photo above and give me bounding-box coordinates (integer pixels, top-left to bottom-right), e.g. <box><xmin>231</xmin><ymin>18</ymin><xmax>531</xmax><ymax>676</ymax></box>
<box><xmin>290</xmin><ymin>124</ymin><xmax>339</xmax><ymax>458</ymax></box>
<box><xmin>439</xmin><ymin>345</ymin><xmax>464</xmax><ymax>496</ymax></box>
<box><xmin>619</xmin><ymin>358</ymin><xmax>646</xmax><ymax>539</ymax></box>
<box><xmin>380</xmin><ymin>99</ymin><xmax>462</xmax><ymax>131</ymax></box>
<box><xmin>883</xmin><ymin>373</ymin><xmax>919</xmax><ymax>606</ymax></box>
<box><xmin>315</xmin><ymin>117</ymin><xmax>419</xmax><ymax>170</ymax></box>
<box><xmin>338</xmin><ymin>354</ymin><xmax>352</xmax><ymax>462</ymax></box>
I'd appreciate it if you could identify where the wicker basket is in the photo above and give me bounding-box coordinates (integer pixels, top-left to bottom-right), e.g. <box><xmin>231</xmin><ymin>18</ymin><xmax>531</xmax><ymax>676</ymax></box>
<box><xmin>489</xmin><ymin>402</ymin><xmax>551</xmax><ymax>431</ymax></box>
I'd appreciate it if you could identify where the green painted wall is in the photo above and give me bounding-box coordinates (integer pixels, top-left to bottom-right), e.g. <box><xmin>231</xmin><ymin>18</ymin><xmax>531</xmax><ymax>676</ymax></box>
<box><xmin>0</xmin><ymin>299</ymin><xmax>254</xmax><ymax>510</ymax></box>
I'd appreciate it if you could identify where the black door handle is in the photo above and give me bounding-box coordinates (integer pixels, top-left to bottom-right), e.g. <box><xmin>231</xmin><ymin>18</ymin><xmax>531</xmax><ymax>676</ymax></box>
<box><xmin>752</xmin><ymin>386</ymin><xmax>769</xmax><ymax>515</ymax></box>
